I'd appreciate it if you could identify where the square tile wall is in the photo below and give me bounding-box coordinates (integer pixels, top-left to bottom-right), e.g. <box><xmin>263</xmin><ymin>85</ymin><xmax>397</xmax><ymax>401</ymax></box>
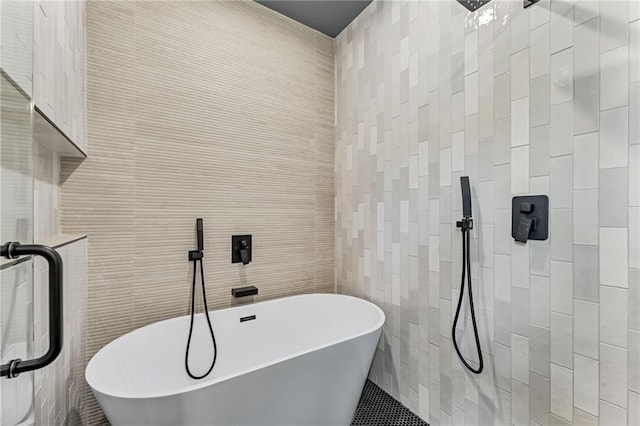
<box><xmin>335</xmin><ymin>0</ymin><xmax>639</xmax><ymax>424</ymax></box>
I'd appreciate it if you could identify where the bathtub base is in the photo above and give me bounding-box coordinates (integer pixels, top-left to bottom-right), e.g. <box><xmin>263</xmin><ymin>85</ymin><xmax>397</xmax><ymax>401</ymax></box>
<box><xmin>95</xmin><ymin>330</ymin><xmax>380</xmax><ymax>426</ymax></box>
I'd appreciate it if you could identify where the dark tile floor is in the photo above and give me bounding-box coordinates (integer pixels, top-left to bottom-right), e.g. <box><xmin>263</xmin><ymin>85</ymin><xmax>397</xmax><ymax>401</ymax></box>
<box><xmin>351</xmin><ymin>380</ymin><xmax>428</xmax><ymax>426</ymax></box>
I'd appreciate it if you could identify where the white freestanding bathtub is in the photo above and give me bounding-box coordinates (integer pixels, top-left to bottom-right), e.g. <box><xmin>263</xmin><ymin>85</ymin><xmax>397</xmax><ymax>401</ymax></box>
<box><xmin>85</xmin><ymin>293</ymin><xmax>385</xmax><ymax>426</ymax></box>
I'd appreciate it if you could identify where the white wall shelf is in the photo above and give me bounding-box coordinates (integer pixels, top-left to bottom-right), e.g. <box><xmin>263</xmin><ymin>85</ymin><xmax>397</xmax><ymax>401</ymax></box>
<box><xmin>35</xmin><ymin>234</ymin><xmax>87</xmax><ymax>250</ymax></box>
<box><xmin>1</xmin><ymin>235</ymin><xmax>87</xmax><ymax>270</ymax></box>
<box><xmin>34</xmin><ymin>108</ymin><xmax>87</xmax><ymax>159</ymax></box>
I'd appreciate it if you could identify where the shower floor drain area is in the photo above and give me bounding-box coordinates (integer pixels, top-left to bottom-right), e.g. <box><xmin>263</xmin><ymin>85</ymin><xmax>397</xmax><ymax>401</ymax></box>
<box><xmin>351</xmin><ymin>380</ymin><xmax>428</xmax><ymax>426</ymax></box>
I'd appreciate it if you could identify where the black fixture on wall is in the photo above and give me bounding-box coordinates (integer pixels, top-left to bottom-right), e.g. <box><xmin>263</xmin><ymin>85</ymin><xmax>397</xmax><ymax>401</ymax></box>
<box><xmin>184</xmin><ymin>218</ymin><xmax>218</xmax><ymax>380</ymax></box>
<box><xmin>188</xmin><ymin>218</ymin><xmax>204</xmax><ymax>261</ymax></box>
<box><xmin>451</xmin><ymin>176</ymin><xmax>484</xmax><ymax>375</ymax></box>
<box><xmin>511</xmin><ymin>195</ymin><xmax>549</xmax><ymax>243</ymax></box>
<box><xmin>232</xmin><ymin>286</ymin><xmax>258</xmax><ymax>297</ymax></box>
<box><xmin>0</xmin><ymin>243</ymin><xmax>63</xmax><ymax>378</ymax></box>
<box><xmin>232</xmin><ymin>235</ymin><xmax>252</xmax><ymax>265</ymax></box>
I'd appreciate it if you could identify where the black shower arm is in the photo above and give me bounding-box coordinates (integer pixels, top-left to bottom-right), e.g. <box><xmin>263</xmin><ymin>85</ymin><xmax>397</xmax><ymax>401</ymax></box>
<box><xmin>0</xmin><ymin>243</ymin><xmax>63</xmax><ymax>379</ymax></box>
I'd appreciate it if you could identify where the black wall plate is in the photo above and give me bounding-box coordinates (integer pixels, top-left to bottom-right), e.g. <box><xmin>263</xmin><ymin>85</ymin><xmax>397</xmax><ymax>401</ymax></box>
<box><xmin>511</xmin><ymin>195</ymin><xmax>549</xmax><ymax>242</ymax></box>
<box><xmin>231</xmin><ymin>235</ymin><xmax>252</xmax><ymax>264</ymax></box>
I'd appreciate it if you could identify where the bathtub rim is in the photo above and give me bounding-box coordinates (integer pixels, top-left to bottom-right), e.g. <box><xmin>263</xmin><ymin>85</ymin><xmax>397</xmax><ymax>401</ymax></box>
<box><xmin>85</xmin><ymin>293</ymin><xmax>385</xmax><ymax>400</ymax></box>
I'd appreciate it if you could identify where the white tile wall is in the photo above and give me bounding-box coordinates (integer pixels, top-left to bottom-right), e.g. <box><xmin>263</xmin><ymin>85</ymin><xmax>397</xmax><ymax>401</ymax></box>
<box><xmin>599</xmin><ymin>400</ymin><xmax>628</xmax><ymax>425</ymax></box>
<box><xmin>599</xmin><ymin>343</ymin><xmax>628</xmax><ymax>408</ymax></box>
<box><xmin>550</xmin><ymin>101</ymin><xmax>574</xmax><ymax>157</ymax></box>
<box><xmin>550</xmin><ymin>48</ymin><xmax>573</xmax><ymax>105</ymax></box>
<box><xmin>335</xmin><ymin>1</ymin><xmax>639</xmax><ymax>424</ymax></box>
<box><xmin>574</xmin><ymin>354</ymin><xmax>599</xmax><ymax>416</ymax></box>
<box><xmin>33</xmin><ymin>0</ymin><xmax>87</xmax><ymax>150</ymax></box>
<box><xmin>511</xmin><ymin>98</ymin><xmax>530</xmax><ymax>147</ymax></box>
<box><xmin>573</xmin><ymin>133</ymin><xmax>599</xmax><ymax>190</ymax></box>
<box><xmin>530</xmin><ymin>275</ymin><xmax>550</xmax><ymax>326</ymax></box>
<box><xmin>511</xmin><ymin>146</ymin><xmax>530</xmax><ymax>193</ymax></box>
<box><xmin>0</xmin><ymin>1</ymin><xmax>34</xmax><ymax>96</ymax></box>
<box><xmin>631</xmin><ymin>207</ymin><xmax>640</xmax><ymax>269</ymax></box>
<box><xmin>552</xmin><ymin>312</ymin><xmax>573</xmax><ymax>368</ymax></box>
<box><xmin>33</xmin><ymin>239</ymin><xmax>87</xmax><ymax>426</ymax></box>
<box><xmin>550</xmin><ymin>261</ymin><xmax>573</xmax><ymax>315</ymax></box>
<box><xmin>34</xmin><ymin>143</ymin><xmax>60</xmax><ymax>241</ymax></box>
<box><xmin>600</xmin><ymin>46</ymin><xmax>629</xmax><ymax>111</ymax></box>
<box><xmin>630</xmin><ymin>330</ymin><xmax>640</xmax><ymax>392</ymax></box>
<box><xmin>550</xmin><ymin>155</ymin><xmax>573</xmax><ymax>208</ymax></box>
<box><xmin>550</xmin><ymin>0</ymin><xmax>573</xmax><ymax>53</ymax></box>
<box><xmin>600</xmin><ymin>228</ymin><xmax>629</xmax><ymax>288</ymax></box>
<box><xmin>573</xmin><ymin>190</ymin><xmax>598</xmax><ymax>244</ymax></box>
<box><xmin>630</xmin><ymin>391</ymin><xmax>640</xmax><ymax>425</ymax></box>
<box><xmin>551</xmin><ymin>363</ymin><xmax>573</xmax><ymax>421</ymax></box>
<box><xmin>599</xmin><ymin>106</ymin><xmax>629</xmax><ymax>168</ymax></box>
<box><xmin>600</xmin><ymin>285</ymin><xmax>629</xmax><ymax>347</ymax></box>
<box><xmin>574</xmin><ymin>300</ymin><xmax>598</xmax><ymax>359</ymax></box>
<box><xmin>0</xmin><ymin>261</ymin><xmax>33</xmax><ymax>426</ymax></box>
<box><xmin>574</xmin><ymin>408</ymin><xmax>599</xmax><ymax>425</ymax></box>
<box><xmin>511</xmin><ymin>344</ymin><xmax>529</xmax><ymax>387</ymax></box>
<box><xmin>600</xmin><ymin>0</ymin><xmax>629</xmax><ymax>53</ymax></box>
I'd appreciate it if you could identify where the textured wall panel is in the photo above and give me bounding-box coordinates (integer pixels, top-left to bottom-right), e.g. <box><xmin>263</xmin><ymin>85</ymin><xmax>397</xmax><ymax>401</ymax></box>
<box><xmin>33</xmin><ymin>0</ymin><xmax>87</xmax><ymax>150</ymax></box>
<box><xmin>34</xmin><ymin>239</ymin><xmax>88</xmax><ymax>426</ymax></box>
<box><xmin>0</xmin><ymin>0</ymin><xmax>33</xmax><ymax>96</ymax></box>
<box><xmin>335</xmin><ymin>0</ymin><xmax>639</xmax><ymax>425</ymax></box>
<box><xmin>60</xmin><ymin>1</ymin><xmax>334</xmax><ymax>423</ymax></box>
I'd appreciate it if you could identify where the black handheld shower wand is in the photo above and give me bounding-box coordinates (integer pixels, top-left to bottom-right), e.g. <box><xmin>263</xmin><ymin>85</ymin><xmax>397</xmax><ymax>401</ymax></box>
<box><xmin>185</xmin><ymin>218</ymin><xmax>218</xmax><ymax>380</ymax></box>
<box><xmin>452</xmin><ymin>177</ymin><xmax>483</xmax><ymax>374</ymax></box>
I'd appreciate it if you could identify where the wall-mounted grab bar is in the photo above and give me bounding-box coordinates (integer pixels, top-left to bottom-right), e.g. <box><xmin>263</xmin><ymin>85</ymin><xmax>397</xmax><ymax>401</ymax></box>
<box><xmin>0</xmin><ymin>242</ymin><xmax>63</xmax><ymax>378</ymax></box>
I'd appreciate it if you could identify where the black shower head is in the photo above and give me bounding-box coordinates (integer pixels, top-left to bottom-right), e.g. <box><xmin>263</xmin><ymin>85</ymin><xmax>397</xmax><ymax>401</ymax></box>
<box><xmin>456</xmin><ymin>0</ymin><xmax>492</xmax><ymax>12</ymax></box>
<box><xmin>460</xmin><ymin>176</ymin><xmax>472</xmax><ymax>219</ymax></box>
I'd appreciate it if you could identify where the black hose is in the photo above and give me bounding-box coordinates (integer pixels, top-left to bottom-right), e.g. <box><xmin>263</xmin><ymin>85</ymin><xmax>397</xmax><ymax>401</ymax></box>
<box><xmin>451</xmin><ymin>227</ymin><xmax>483</xmax><ymax>374</ymax></box>
<box><xmin>185</xmin><ymin>258</ymin><xmax>218</xmax><ymax>380</ymax></box>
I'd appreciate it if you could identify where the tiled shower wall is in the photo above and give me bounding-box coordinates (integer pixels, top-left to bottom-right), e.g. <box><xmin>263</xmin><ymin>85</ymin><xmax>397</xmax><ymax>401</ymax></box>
<box><xmin>33</xmin><ymin>239</ymin><xmax>87</xmax><ymax>425</ymax></box>
<box><xmin>60</xmin><ymin>1</ymin><xmax>334</xmax><ymax>422</ymax></box>
<box><xmin>34</xmin><ymin>143</ymin><xmax>89</xmax><ymax>425</ymax></box>
<box><xmin>33</xmin><ymin>0</ymin><xmax>87</xmax><ymax>150</ymax></box>
<box><xmin>335</xmin><ymin>0</ymin><xmax>639</xmax><ymax>424</ymax></box>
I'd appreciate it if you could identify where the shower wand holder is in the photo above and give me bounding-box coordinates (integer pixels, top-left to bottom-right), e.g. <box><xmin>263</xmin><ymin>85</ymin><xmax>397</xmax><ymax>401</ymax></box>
<box><xmin>188</xmin><ymin>218</ymin><xmax>205</xmax><ymax>261</ymax></box>
<box><xmin>188</xmin><ymin>250</ymin><xmax>203</xmax><ymax>261</ymax></box>
<box><xmin>456</xmin><ymin>217</ymin><xmax>473</xmax><ymax>231</ymax></box>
